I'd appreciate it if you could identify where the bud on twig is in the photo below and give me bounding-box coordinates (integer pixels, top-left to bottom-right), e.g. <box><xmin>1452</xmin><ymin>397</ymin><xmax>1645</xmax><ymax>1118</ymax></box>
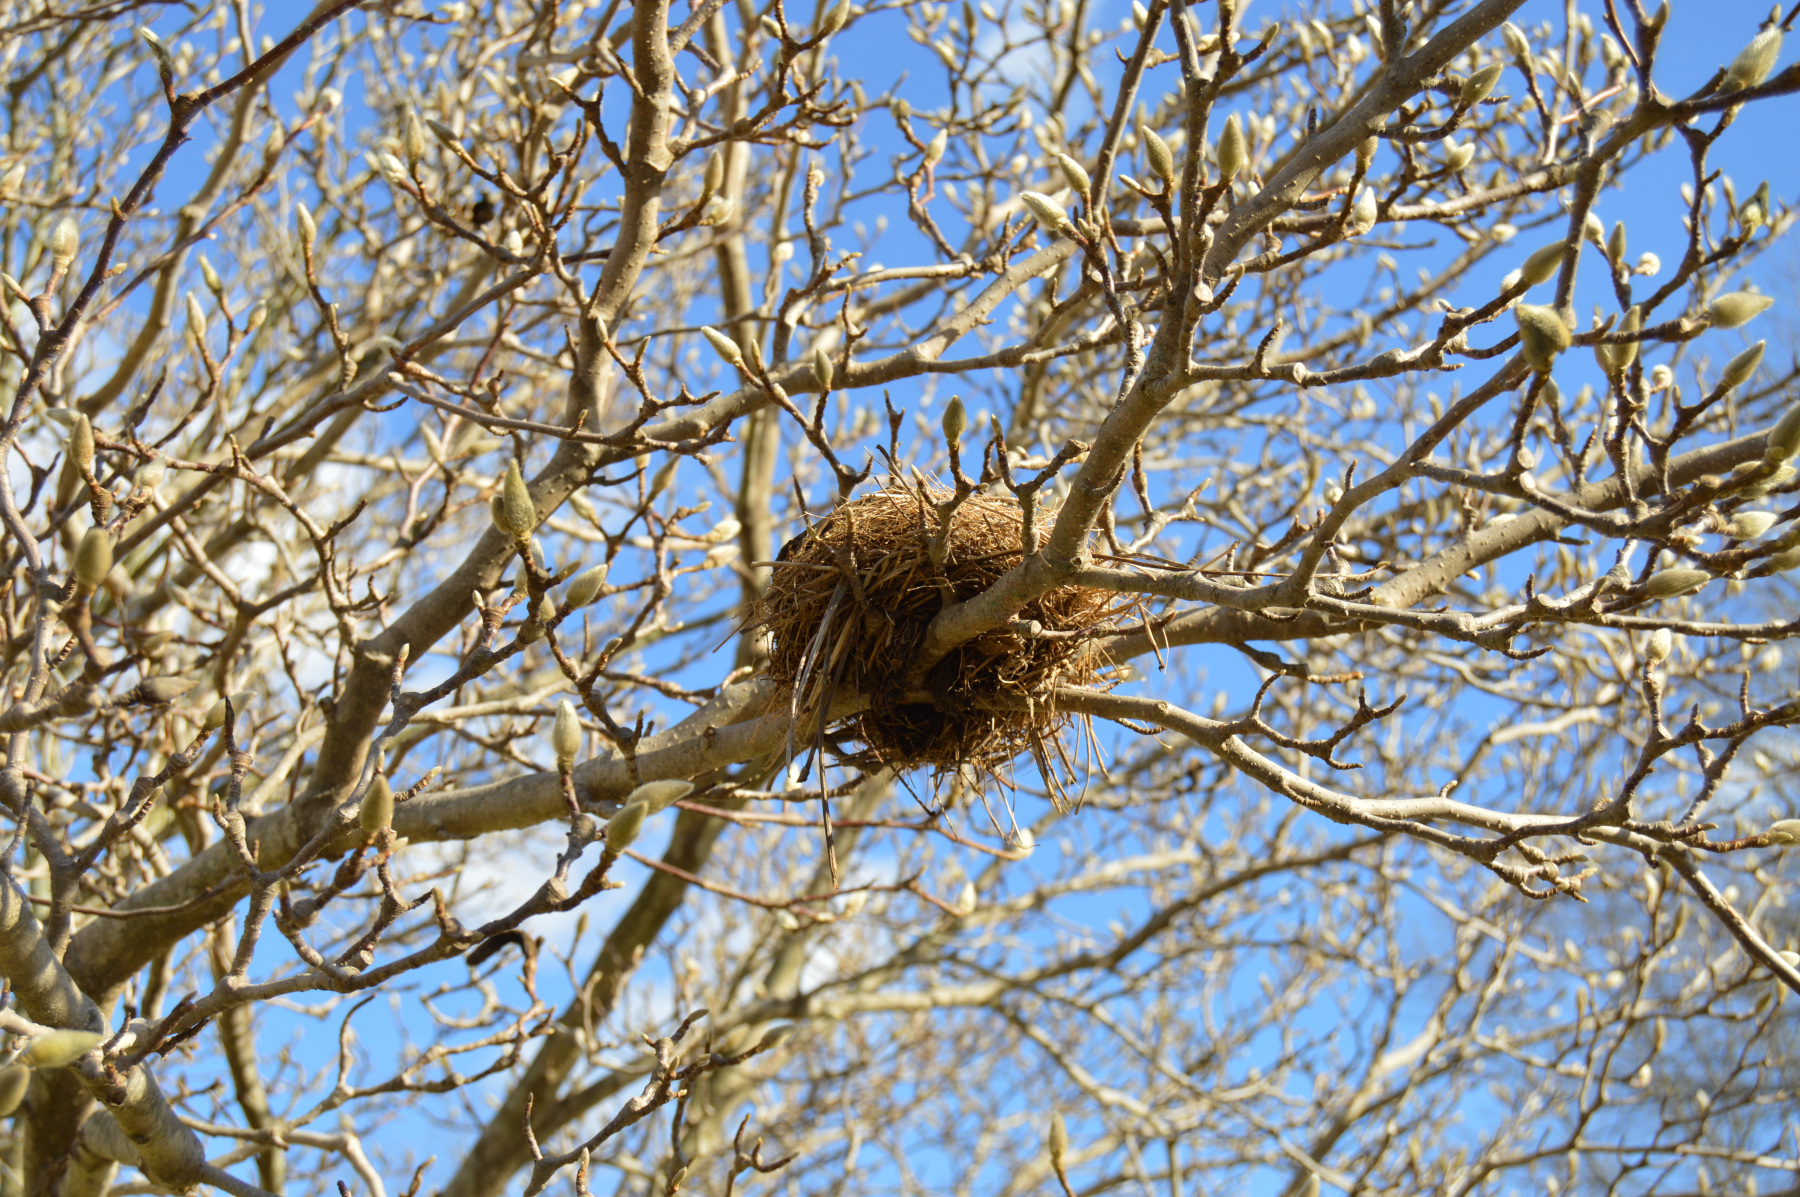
<box><xmin>1646</xmin><ymin>627</ymin><xmax>1673</xmax><ymax>662</ymax></box>
<box><xmin>606</xmin><ymin>801</ymin><xmax>648</xmax><ymax>851</ymax></box>
<box><xmin>1721</xmin><ymin>25</ymin><xmax>1782</xmax><ymax>92</ymax></box>
<box><xmin>1595</xmin><ymin>306</ymin><xmax>1641</xmax><ymax>375</ymax></box>
<box><xmin>702</xmin><ymin>151</ymin><xmax>726</xmax><ymax>201</ymax></box>
<box><xmin>501</xmin><ymin>459</ymin><xmax>534</xmax><ymax>538</ymax></box>
<box><xmin>139</xmin><ymin>676</ymin><xmax>198</xmax><ymax>704</ymax></box>
<box><xmin>49</xmin><ymin>216</ymin><xmax>78</xmax><ymax>272</ymax></box>
<box><xmin>1055</xmin><ymin>152</ymin><xmax>1091</xmax><ymax>195</ymax></box>
<box><xmin>1139</xmin><ymin>125</ymin><xmax>1174</xmax><ymax>186</ymax></box>
<box><xmin>941</xmin><ymin>395</ymin><xmax>967</xmax><ymax>447</ymax></box>
<box><xmin>811</xmin><ymin>346</ymin><xmax>834</xmax><ymax>390</ymax></box>
<box><xmin>1519</xmin><ymin>242</ymin><xmax>1565</xmax><ymax>287</ymax></box>
<box><xmin>1217</xmin><ymin>113</ymin><xmax>1247</xmax><ymax>180</ymax></box>
<box><xmin>553</xmin><ymin>699</ymin><xmax>582</xmax><ymax>769</ymax></box>
<box><xmin>923</xmin><ymin>128</ymin><xmax>947</xmax><ymax>168</ymax></box>
<box><xmin>1728</xmin><ymin>510</ymin><xmax>1778</xmax><ymax>539</ymax></box>
<box><xmin>1643</xmin><ymin>567</ymin><xmax>1710</xmax><ymax>598</ymax></box>
<box><xmin>1721</xmin><ymin>340</ymin><xmax>1765</xmax><ymax>392</ymax></box>
<box><xmin>1019</xmin><ymin>190</ymin><xmax>1072</xmax><ymax>235</ymax></box>
<box><xmin>403</xmin><ymin>109</ymin><xmax>427</xmax><ymax>168</ymax></box>
<box><xmin>360</xmin><ymin>775</ymin><xmax>394</xmax><ymax>840</ymax></box>
<box><xmin>1502</xmin><ymin>21</ymin><xmax>1530</xmax><ymax>59</ymax></box>
<box><xmin>20</xmin><ymin>1030</ymin><xmax>104</xmax><ymax>1069</ymax></box>
<box><xmin>0</xmin><ymin>1065</ymin><xmax>26</xmax><ymax>1117</ymax></box>
<box><xmin>1459</xmin><ymin>62</ymin><xmax>1504</xmax><ymax>106</ymax></box>
<box><xmin>73</xmin><ymin>528</ymin><xmax>112</xmax><ymax>590</ymax></box>
<box><xmin>1707</xmin><ymin>291</ymin><xmax>1774</xmax><ymax>329</ymax></box>
<box><xmin>69</xmin><ymin>413</ymin><xmax>93</xmax><ymax>474</ymax></box>
<box><xmin>1514</xmin><ymin>304</ymin><xmax>1571</xmax><ymax>371</ymax></box>
<box><xmin>702</xmin><ymin>325</ymin><xmax>746</xmax><ymax>368</ymax></box>
<box><xmin>1764</xmin><ymin>818</ymin><xmax>1800</xmax><ymax>844</ymax></box>
<box><xmin>202</xmin><ymin>691</ymin><xmax>254</xmax><ymax>731</ymax></box>
<box><xmin>1048</xmin><ymin>1110</ymin><xmax>1069</xmax><ymax>1165</ymax></box>
<box><xmin>564</xmin><ymin>562</ymin><xmax>609</xmax><ymax>609</ymax></box>
<box><xmin>819</xmin><ymin>0</ymin><xmax>852</xmax><ymax>36</ymax></box>
<box><xmin>1355</xmin><ymin>136</ymin><xmax>1377</xmax><ymax>173</ymax></box>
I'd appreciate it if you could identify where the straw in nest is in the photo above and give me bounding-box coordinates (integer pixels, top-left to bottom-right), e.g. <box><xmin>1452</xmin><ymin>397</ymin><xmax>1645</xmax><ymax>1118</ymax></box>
<box><xmin>755</xmin><ymin>484</ymin><xmax>1121</xmax><ymax>781</ymax></box>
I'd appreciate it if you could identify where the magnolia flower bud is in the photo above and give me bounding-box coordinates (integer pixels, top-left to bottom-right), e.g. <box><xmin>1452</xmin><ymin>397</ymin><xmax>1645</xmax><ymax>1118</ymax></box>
<box><xmin>1443</xmin><ymin>140</ymin><xmax>1474</xmax><ymax>171</ymax></box>
<box><xmin>185</xmin><ymin>292</ymin><xmax>207</xmax><ymax>340</ymax></box>
<box><xmin>922</xmin><ymin>128</ymin><xmax>947</xmax><ymax>168</ymax></box>
<box><xmin>245</xmin><ymin>300</ymin><xmax>267</xmax><ymax>333</ymax></box>
<box><xmin>955</xmin><ymin>881</ymin><xmax>977</xmax><ymax>914</ymax></box>
<box><xmin>198</xmin><ymin>254</ymin><xmax>223</xmax><ymax>294</ymax></box>
<box><xmin>20</xmin><ymin>1031</ymin><xmax>104</xmax><ymax>1070</ymax></box>
<box><xmin>811</xmin><ymin>346</ymin><xmax>834</xmax><ymax>390</ymax></box>
<box><xmin>564</xmin><ymin>562</ymin><xmax>609</xmax><ymax>609</ymax></box>
<box><xmin>202</xmin><ymin>691</ymin><xmax>254</xmax><ymax>731</ymax></box>
<box><xmin>0</xmin><ymin>1064</ymin><xmax>26</xmax><ymax>1116</ymax></box>
<box><xmin>427</xmin><ymin>118</ymin><xmax>461</xmax><ymax>147</ymax></box>
<box><xmin>403</xmin><ymin>109</ymin><xmax>427</xmax><ymax>167</ymax></box>
<box><xmin>1048</xmin><ymin>1111</ymin><xmax>1069</xmax><ymax>1165</ymax></box>
<box><xmin>1771</xmin><ymin>546</ymin><xmax>1800</xmax><ymax>571</ymax></box>
<box><xmin>295</xmin><ymin>202</ymin><xmax>316</xmax><ymax>246</ymax></box>
<box><xmin>1348</xmin><ymin>189</ymin><xmax>1376</xmax><ymax>234</ymax></box>
<box><xmin>701</xmin><ymin>325</ymin><xmax>745</xmax><ymax>368</ymax></box>
<box><xmin>1459</xmin><ymin>62</ymin><xmax>1504</xmax><ymax>106</ymax></box>
<box><xmin>819</xmin><ymin>0</ymin><xmax>852</xmax><ymax>35</ymax></box>
<box><xmin>1721</xmin><ymin>340</ymin><xmax>1765</xmax><ymax>391</ymax></box>
<box><xmin>1502</xmin><ymin>21</ymin><xmax>1530</xmax><ymax>59</ymax></box>
<box><xmin>1606</xmin><ymin>221</ymin><xmax>1627</xmax><ymax>268</ymax></box>
<box><xmin>553</xmin><ymin>699</ymin><xmax>582</xmax><ymax>769</ymax></box>
<box><xmin>1217</xmin><ymin>113</ymin><xmax>1247</xmax><ymax>180</ymax></box>
<box><xmin>648</xmin><ymin>457</ymin><xmax>677</xmax><ymax>499</ymax></box>
<box><xmin>606</xmin><ymin>800</ymin><xmax>648</xmax><ymax>851</ymax></box>
<box><xmin>69</xmin><ymin>413</ymin><xmax>93</xmax><ymax>474</ymax></box>
<box><xmin>1355</xmin><ymin>136</ymin><xmax>1377</xmax><ymax>172</ymax></box>
<box><xmin>1514</xmin><ymin>304</ymin><xmax>1571</xmax><ymax>370</ymax></box>
<box><xmin>1707</xmin><ymin>291</ymin><xmax>1774</xmax><ymax>329</ymax></box>
<box><xmin>1055</xmin><ymin>152</ymin><xmax>1091</xmax><ymax>194</ymax></box>
<box><xmin>500</xmin><ymin>459</ymin><xmax>534</xmax><ymax>537</ymax></box>
<box><xmin>1728</xmin><ymin>510</ymin><xmax>1778</xmax><ymax>538</ymax></box>
<box><xmin>623</xmin><ymin>778</ymin><xmax>694</xmax><ymax>814</ymax></box>
<box><xmin>49</xmin><ymin>216</ymin><xmax>78</xmax><ymax>272</ymax></box>
<box><xmin>1635</xmin><ymin>251</ymin><xmax>1660</xmax><ymax>277</ymax></box>
<box><xmin>1019</xmin><ymin>190</ymin><xmax>1072</xmax><ymax>234</ymax></box>
<box><xmin>1643</xmin><ymin>567</ymin><xmax>1710</xmax><ymax>598</ymax></box>
<box><xmin>73</xmin><ymin>528</ymin><xmax>112</xmax><ymax>590</ymax></box>
<box><xmin>702</xmin><ymin>151</ymin><xmax>726</xmax><ymax>199</ymax></box>
<box><xmin>941</xmin><ymin>395</ymin><xmax>967</xmax><ymax>446</ymax></box>
<box><xmin>1520</xmin><ymin>242</ymin><xmax>1565</xmax><ymax>287</ymax></box>
<box><xmin>1763</xmin><ymin>398</ymin><xmax>1800</xmax><ymax>464</ymax></box>
<box><xmin>1764</xmin><ymin>817</ymin><xmax>1800</xmax><ymax>845</ymax></box>
<box><xmin>1139</xmin><ymin>125</ymin><xmax>1174</xmax><ymax>185</ymax></box>
<box><xmin>1721</xmin><ymin>26</ymin><xmax>1782</xmax><ymax>92</ymax></box>
<box><xmin>360</xmin><ymin>774</ymin><xmax>394</xmax><ymax>840</ymax></box>
<box><xmin>1646</xmin><ymin>627</ymin><xmax>1673</xmax><ymax>662</ymax></box>
<box><xmin>139</xmin><ymin>676</ymin><xmax>197</xmax><ymax>704</ymax></box>
<box><xmin>1596</xmin><ymin>306</ymin><xmax>1642</xmax><ymax>375</ymax></box>
<box><xmin>756</xmin><ymin>1023</ymin><xmax>797</xmax><ymax>1051</ymax></box>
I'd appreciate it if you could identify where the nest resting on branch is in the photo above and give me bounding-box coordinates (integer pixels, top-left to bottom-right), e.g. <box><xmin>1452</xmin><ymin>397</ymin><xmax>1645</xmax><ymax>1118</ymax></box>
<box><xmin>754</xmin><ymin>485</ymin><xmax>1121</xmax><ymax>778</ymax></box>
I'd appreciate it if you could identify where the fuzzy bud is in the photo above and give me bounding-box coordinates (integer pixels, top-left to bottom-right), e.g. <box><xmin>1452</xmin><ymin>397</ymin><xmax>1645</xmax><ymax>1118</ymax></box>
<box><xmin>623</xmin><ymin>778</ymin><xmax>694</xmax><ymax>814</ymax></box>
<box><xmin>198</xmin><ymin>254</ymin><xmax>223</xmax><ymax>295</ymax></box>
<box><xmin>1646</xmin><ymin>627</ymin><xmax>1673</xmax><ymax>663</ymax></box>
<box><xmin>1643</xmin><ymin>567</ymin><xmax>1711</xmax><ymax>598</ymax></box>
<box><xmin>185</xmin><ymin>291</ymin><xmax>208</xmax><ymax>340</ymax></box>
<box><xmin>1606</xmin><ymin>221</ymin><xmax>1627</xmax><ymax>269</ymax></box>
<box><xmin>1139</xmin><ymin>126</ymin><xmax>1174</xmax><ymax>186</ymax></box>
<box><xmin>49</xmin><ymin>216</ymin><xmax>78</xmax><ymax>272</ymax></box>
<box><xmin>1348</xmin><ymin>189</ymin><xmax>1376</xmax><ymax>233</ymax></box>
<box><xmin>701</xmin><ymin>325</ymin><xmax>746</xmax><ymax>368</ymax></box>
<box><xmin>245</xmin><ymin>300</ymin><xmax>267</xmax><ymax>333</ymax></box>
<box><xmin>1519</xmin><ymin>242</ymin><xmax>1565</xmax><ymax>287</ymax></box>
<box><xmin>1054</xmin><ymin>152</ymin><xmax>1091</xmax><ymax>194</ymax></box>
<box><xmin>0</xmin><ymin>1064</ymin><xmax>26</xmax><ymax>1116</ymax></box>
<box><xmin>1459</xmin><ymin>62</ymin><xmax>1504</xmax><ymax>106</ymax></box>
<box><xmin>648</xmin><ymin>457</ymin><xmax>677</xmax><ymax>499</ymax></box>
<box><xmin>1721</xmin><ymin>26</ymin><xmax>1782</xmax><ymax>93</ymax></box>
<box><xmin>295</xmin><ymin>202</ymin><xmax>316</xmax><ymax>247</ymax></box>
<box><xmin>1707</xmin><ymin>291</ymin><xmax>1774</xmax><ymax>329</ymax></box>
<box><xmin>139</xmin><ymin>676</ymin><xmax>197</xmax><ymax>704</ymax></box>
<box><xmin>1765</xmin><ymin>818</ymin><xmax>1800</xmax><ymax>844</ymax></box>
<box><xmin>941</xmin><ymin>395</ymin><xmax>967</xmax><ymax>446</ymax></box>
<box><xmin>1728</xmin><ymin>510</ymin><xmax>1778</xmax><ymax>539</ymax></box>
<box><xmin>1514</xmin><ymin>304</ymin><xmax>1571</xmax><ymax>371</ymax></box>
<box><xmin>819</xmin><ymin>0</ymin><xmax>852</xmax><ymax>35</ymax></box>
<box><xmin>1048</xmin><ymin>1111</ymin><xmax>1069</xmax><ymax>1165</ymax></box>
<box><xmin>73</xmin><ymin>528</ymin><xmax>112</xmax><ymax>590</ymax></box>
<box><xmin>1355</xmin><ymin>136</ymin><xmax>1377</xmax><ymax>172</ymax></box>
<box><xmin>922</xmin><ymin>128</ymin><xmax>947</xmax><ymax>168</ymax></box>
<box><xmin>606</xmin><ymin>801</ymin><xmax>648</xmax><ymax>851</ymax></box>
<box><xmin>553</xmin><ymin>699</ymin><xmax>582</xmax><ymax>769</ymax></box>
<box><xmin>69</xmin><ymin>414</ymin><xmax>93</xmax><ymax>474</ymax></box>
<box><xmin>20</xmin><ymin>1031</ymin><xmax>104</xmax><ymax>1070</ymax></box>
<box><xmin>1442</xmin><ymin>140</ymin><xmax>1474</xmax><ymax>171</ymax></box>
<box><xmin>1502</xmin><ymin>21</ymin><xmax>1530</xmax><ymax>60</ymax></box>
<box><xmin>1018</xmin><ymin>190</ymin><xmax>1072</xmax><ymax>234</ymax></box>
<box><xmin>1596</xmin><ymin>306</ymin><xmax>1641</xmax><ymax>375</ymax></box>
<box><xmin>500</xmin><ymin>459</ymin><xmax>534</xmax><ymax>538</ymax></box>
<box><xmin>1763</xmin><ymin>398</ymin><xmax>1800</xmax><ymax>464</ymax></box>
<box><xmin>811</xmin><ymin>346</ymin><xmax>834</xmax><ymax>390</ymax></box>
<box><xmin>1217</xmin><ymin>113</ymin><xmax>1247</xmax><ymax>180</ymax></box>
<box><xmin>564</xmin><ymin>562</ymin><xmax>609</xmax><ymax>609</ymax></box>
<box><xmin>702</xmin><ymin>151</ymin><xmax>726</xmax><ymax>199</ymax></box>
<box><xmin>403</xmin><ymin>110</ymin><xmax>427</xmax><ymax>168</ymax></box>
<box><xmin>1720</xmin><ymin>340</ymin><xmax>1765</xmax><ymax>392</ymax></box>
<box><xmin>202</xmin><ymin>691</ymin><xmax>254</xmax><ymax>731</ymax></box>
<box><xmin>360</xmin><ymin>775</ymin><xmax>394</xmax><ymax>840</ymax></box>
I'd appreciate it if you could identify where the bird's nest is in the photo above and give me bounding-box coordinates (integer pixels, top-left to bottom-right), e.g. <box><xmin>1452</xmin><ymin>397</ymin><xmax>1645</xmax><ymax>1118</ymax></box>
<box><xmin>754</xmin><ymin>485</ymin><xmax>1123</xmax><ymax>780</ymax></box>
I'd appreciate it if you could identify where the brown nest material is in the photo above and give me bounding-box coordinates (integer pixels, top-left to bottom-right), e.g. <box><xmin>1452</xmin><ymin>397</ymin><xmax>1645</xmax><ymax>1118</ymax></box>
<box><xmin>754</xmin><ymin>485</ymin><xmax>1122</xmax><ymax>778</ymax></box>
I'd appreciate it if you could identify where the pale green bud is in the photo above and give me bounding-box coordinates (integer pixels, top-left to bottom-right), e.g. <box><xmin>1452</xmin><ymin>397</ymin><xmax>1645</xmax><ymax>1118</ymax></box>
<box><xmin>606</xmin><ymin>800</ymin><xmax>648</xmax><ymax>851</ymax></box>
<box><xmin>1139</xmin><ymin>125</ymin><xmax>1174</xmax><ymax>185</ymax></box>
<box><xmin>1355</xmin><ymin>136</ymin><xmax>1377</xmax><ymax>172</ymax></box>
<box><xmin>1502</xmin><ymin>21</ymin><xmax>1530</xmax><ymax>59</ymax></box>
<box><xmin>1514</xmin><ymin>304</ymin><xmax>1572</xmax><ymax>371</ymax></box>
<box><xmin>1607</xmin><ymin>221</ymin><xmax>1627</xmax><ymax>268</ymax></box>
<box><xmin>138</xmin><ymin>676</ymin><xmax>197</xmax><ymax>704</ymax></box>
<box><xmin>702</xmin><ymin>151</ymin><xmax>726</xmax><ymax>200</ymax></box>
<box><xmin>811</xmin><ymin>346</ymin><xmax>833</xmax><ymax>390</ymax></box>
<box><xmin>1596</xmin><ymin>305</ymin><xmax>1642</xmax><ymax>375</ymax></box>
<box><xmin>648</xmin><ymin>457</ymin><xmax>677</xmax><ymax>499</ymax></box>
<box><xmin>564</xmin><ymin>562</ymin><xmax>609</xmax><ymax>609</ymax></box>
<box><xmin>553</xmin><ymin>699</ymin><xmax>582</xmax><ymax>769</ymax></box>
<box><xmin>1019</xmin><ymin>190</ymin><xmax>1072</xmax><ymax>234</ymax></box>
<box><xmin>1646</xmin><ymin>627</ymin><xmax>1673</xmax><ymax>662</ymax></box>
<box><xmin>198</xmin><ymin>254</ymin><xmax>223</xmax><ymax>295</ymax></box>
<box><xmin>73</xmin><ymin>528</ymin><xmax>112</xmax><ymax>590</ymax></box>
<box><xmin>360</xmin><ymin>775</ymin><xmax>393</xmax><ymax>840</ymax></box>
<box><xmin>1443</xmin><ymin>140</ymin><xmax>1474</xmax><ymax>171</ymax></box>
<box><xmin>1217</xmin><ymin>113</ymin><xmax>1247</xmax><ymax>180</ymax></box>
<box><xmin>69</xmin><ymin>413</ymin><xmax>93</xmax><ymax>474</ymax></box>
<box><xmin>1728</xmin><ymin>510</ymin><xmax>1778</xmax><ymax>538</ymax></box>
<box><xmin>295</xmin><ymin>202</ymin><xmax>316</xmax><ymax>246</ymax></box>
<box><xmin>819</xmin><ymin>0</ymin><xmax>852</xmax><ymax>35</ymax></box>
<box><xmin>1048</xmin><ymin>1111</ymin><xmax>1069</xmax><ymax>1165</ymax></box>
<box><xmin>624</xmin><ymin>778</ymin><xmax>694</xmax><ymax>814</ymax></box>
<box><xmin>500</xmin><ymin>459</ymin><xmax>535</xmax><ymax>537</ymax></box>
<box><xmin>48</xmin><ymin>216</ymin><xmax>78</xmax><ymax>271</ymax></box>
<box><xmin>1765</xmin><ymin>818</ymin><xmax>1800</xmax><ymax>844</ymax></box>
<box><xmin>1348</xmin><ymin>189</ymin><xmax>1376</xmax><ymax>233</ymax></box>
<box><xmin>923</xmin><ymin>128</ymin><xmax>947</xmax><ymax>168</ymax></box>
<box><xmin>1520</xmin><ymin>242</ymin><xmax>1565</xmax><ymax>287</ymax></box>
<box><xmin>1459</xmin><ymin>62</ymin><xmax>1504</xmax><ymax>106</ymax></box>
<box><xmin>1707</xmin><ymin>291</ymin><xmax>1774</xmax><ymax>329</ymax></box>
<box><xmin>1765</xmin><ymin>399</ymin><xmax>1800</xmax><ymax>463</ymax></box>
<box><xmin>202</xmin><ymin>691</ymin><xmax>254</xmax><ymax>731</ymax></box>
<box><xmin>1771</xmin><ymin>545</ymin><xmax>1800</xmax><ymax>571</ymax></box>
<box><xmin>20</xmin><ymin>1031</ymin><xmax>104</xmax><ymax>1069</ymax></box>
<box><xmin>1055</xmin><ymin>152</ymin><xmax>1091</xmax><ymax>194</ymax></box>
<box><xmin>185</xmin><ymin>292</ymin><xmax>207</xmax><ymax>340</ymax></box>
<box><xmin>1722</xmin><ymin>341</ymin><xmax>1765</xmax><ymax>392</ymax></box>
<box><xmin>701</xmin><ymin>325</ymin><xmax>745</xmax><ymax>368</ymax></box>
<box><xmin>942</xmin><ymin>395</ymin><xmax>966</xmax><ymax>445</ymax></box>
<box><xmin>1643</xmin><ymin>567</ymin><xmax>1711</xmax><ymax>598</ymax></box>
<box><xmin>1721</xmin><ymin>26</ymin><xmax>1782</xmax><ymax>92</ymax></box>
<box><xmin>403</xmin><ymin>109</ymin><xmax>427</xmax><ymax>167</ymax></box>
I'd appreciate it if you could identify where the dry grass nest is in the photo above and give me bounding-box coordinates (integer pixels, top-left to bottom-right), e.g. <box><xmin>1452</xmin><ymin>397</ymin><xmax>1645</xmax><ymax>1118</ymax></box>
<box><xmin>754</xmin><ymin>484</ymin><xmax>1124</xmax><ymax>778</ymax></box>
